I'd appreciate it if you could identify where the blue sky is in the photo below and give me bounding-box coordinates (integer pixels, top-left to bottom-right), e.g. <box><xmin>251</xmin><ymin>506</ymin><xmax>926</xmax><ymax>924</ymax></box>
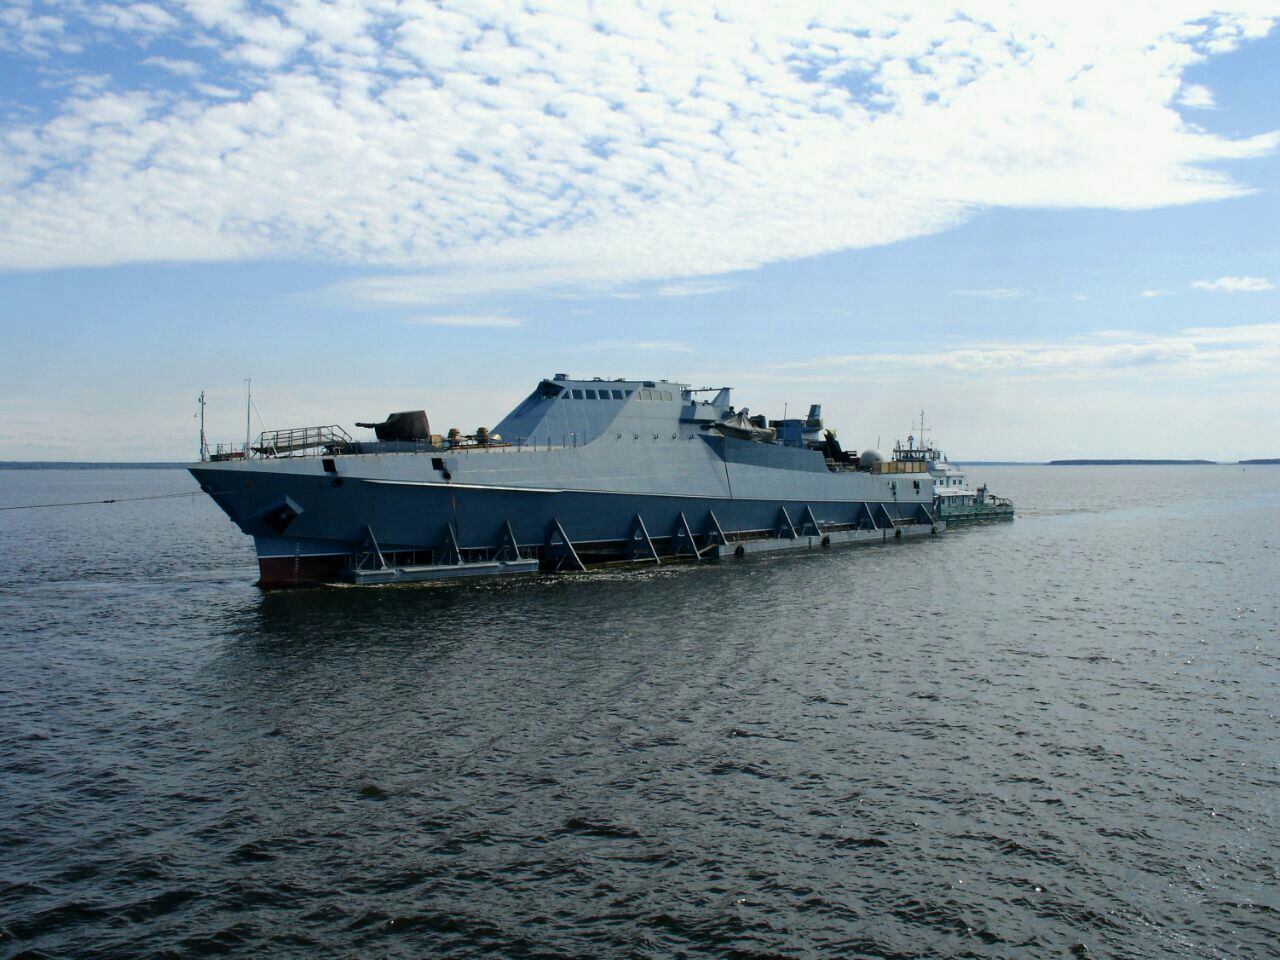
<box><xmin>1</xmin><ymin>1</ymin><xmax>1278</xmax><ymax>461</ymax></box>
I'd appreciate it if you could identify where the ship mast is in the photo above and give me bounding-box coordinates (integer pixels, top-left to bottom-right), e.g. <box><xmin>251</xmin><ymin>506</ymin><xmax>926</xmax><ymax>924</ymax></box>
<box><xmin>198</xmin><ymin>390</ymin><xmax>207</xmax><ymax>462</ymax></box>
<box><xmin>244</xmin><ymin>377</ymin><xmax>252</xmax><ymax>457</ymax></box>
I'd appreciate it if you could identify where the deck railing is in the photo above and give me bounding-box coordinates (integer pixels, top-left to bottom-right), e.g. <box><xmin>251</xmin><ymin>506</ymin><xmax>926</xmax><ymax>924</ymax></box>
<box><xmin>251</xmin><ymin>425</ymin><xmax>353</xmax><ymax>458</ymax></box>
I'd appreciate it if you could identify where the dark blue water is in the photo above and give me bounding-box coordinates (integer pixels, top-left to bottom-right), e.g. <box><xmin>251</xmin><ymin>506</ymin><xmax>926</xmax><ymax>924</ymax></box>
<box><xmin>1</xmin><ymin>466</ymin><xmax>1277</xmax><ymax>958</ymax></box>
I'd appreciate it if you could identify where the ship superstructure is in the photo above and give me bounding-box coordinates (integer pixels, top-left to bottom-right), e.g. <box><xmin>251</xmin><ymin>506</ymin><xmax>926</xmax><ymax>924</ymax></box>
<box><xmin>891</xmin><ymin>418</ymin><xmax>1014</xmax><ymax>524</ymax></box>
<box><xmin>191</xmin><ymin>375</ymin><xmax>946</xmax><ymax>586</ymax></box>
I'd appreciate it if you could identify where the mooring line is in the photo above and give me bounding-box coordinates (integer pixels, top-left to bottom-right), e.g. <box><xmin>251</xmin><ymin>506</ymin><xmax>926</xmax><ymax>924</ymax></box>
<box><xmin>0</xmin><ymin>491</ymin><xmax>204</xmax><ymax>511</ymax></box>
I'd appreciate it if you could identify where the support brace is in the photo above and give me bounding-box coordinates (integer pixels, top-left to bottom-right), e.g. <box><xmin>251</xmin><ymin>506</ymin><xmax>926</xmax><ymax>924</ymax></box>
<box><xmin>859</xmin><ymin>502</ymin><xmax>878</xmax><ymax>531</ymax></box>
<box><xmin>626</xmin><ymin>514</ymin><xmax>660</xmax><ymax>564</ymax></box>
<box><xmin>672</xmin><ymin>512</ymin><xmax>700</xmax><ymax>560</ymax></box>
<box><xmin>547</xmin><ymin>518</ymin><xmax>586</xmax><ymax>572</ymax></box>
<box><xmin>441</xmin><ymin>523</ymin><xmax>463</xmax><ymax>565</ymax></box>
<box><xmin>799</xmin><ymin>505</ymin><xmax>823</xmax><ymax>537</ymax></box>
<box><xmin>355</xmin><ymin>524</ymin><xmax>387</xmax><ymax>570</ymax></box>
<box><xmin>497</xmin><ymin>521</ymin><xmax>522</xmax><ymax>562</ymax></box>
<box><xmin>876</xmin><ymin>502</ymin><xmax>896</xmax><ymax>529</ymax></box>
<box><xmin>703</xmin><ymin>510</ymin><xmax>729</xmax><ymax>554</ymax></box>
<box><xmin>776</xmin><ymin>506</ymin><xmax>798</xmax><ymax>540</ymax></box>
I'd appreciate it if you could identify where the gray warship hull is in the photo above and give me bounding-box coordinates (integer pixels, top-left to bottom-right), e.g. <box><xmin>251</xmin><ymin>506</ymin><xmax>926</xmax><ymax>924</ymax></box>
<box><xmin>191</xmin><ymin>377</ymin><xmax>943</xmax><ymax>586</ymax></box>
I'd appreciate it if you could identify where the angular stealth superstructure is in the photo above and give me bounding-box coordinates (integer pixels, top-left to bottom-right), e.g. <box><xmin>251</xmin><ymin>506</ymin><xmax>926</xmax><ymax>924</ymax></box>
<box><xmin>190</xmin><ymin>375</ymin><xmax>943</xmax><ymax>586</ymax></box>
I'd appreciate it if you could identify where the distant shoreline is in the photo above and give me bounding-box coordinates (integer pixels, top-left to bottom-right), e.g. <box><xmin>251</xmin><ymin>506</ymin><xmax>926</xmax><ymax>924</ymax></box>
<box><xmin>0</xmin><ymin>461</ymin><xmax>187</xmax><ymax>470</ymax></box>
<box><xmin>1048</xmin><ymin>459</ymin><xmax>1215</xmax><ymax>466</ymax></box>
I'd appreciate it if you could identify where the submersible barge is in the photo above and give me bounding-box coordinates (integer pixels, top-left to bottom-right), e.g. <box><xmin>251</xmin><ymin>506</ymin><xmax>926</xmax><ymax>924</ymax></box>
<box><xmin>191</xmin><ymin>375</ymin><xmax>949</xmax><ymax>587</ymax></box>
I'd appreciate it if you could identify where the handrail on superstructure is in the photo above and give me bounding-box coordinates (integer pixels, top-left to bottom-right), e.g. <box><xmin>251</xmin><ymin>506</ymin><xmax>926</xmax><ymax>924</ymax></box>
<box><xmin>252</xmin><ymin>425</ymin><xmax>353</xmax><ymax>458</ymax></box>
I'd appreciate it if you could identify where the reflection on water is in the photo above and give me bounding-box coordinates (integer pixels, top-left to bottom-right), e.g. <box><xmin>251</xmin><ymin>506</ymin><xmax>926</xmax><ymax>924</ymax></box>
<box><xmin>1</xmin><ymin>466</ymin><xmax>1278</xmax><ymax>958</ymax></box>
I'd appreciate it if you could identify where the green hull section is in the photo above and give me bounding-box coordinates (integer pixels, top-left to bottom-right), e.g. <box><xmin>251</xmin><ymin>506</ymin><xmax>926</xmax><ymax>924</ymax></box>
<box><xmin>940</xmin><ymin>503</ymin><xmax>1015</xmax><ymax>524</ymax></box>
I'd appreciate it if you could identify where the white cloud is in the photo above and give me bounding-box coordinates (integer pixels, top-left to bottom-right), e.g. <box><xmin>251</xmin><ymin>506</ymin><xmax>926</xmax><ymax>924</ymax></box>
<box><xmin>141</xmin><ymin>56</ymin><xmax>202</xmax><ymax>78</ymax></box>
<box><xmin>1177</xmin><ymin>83</ymin><xmax>1216</xmax><ymax>108</ymax></box>
<box><xmin>950</xmin><ymin>288</ymin><xmax>1023</xmax><ymax>299</ymax></box>
<box><xmin>1140</xmin><ymin>289</ymin><xmax>1174</xmax><ymax>297</ymax></box>
<box><xmin>0</xmin><ymin>2</ymin><xmax>1277</xmax><ymax>302</ymax></box>
<box><xmin>407</xmin><ymin>315</ymin><xmax>522</xmax><ymax>328</ymax></box>
<box><xmin>576</xmin><ymin>340</ymin><xmax>695</xmax><ymax>353</ymax></box>
<box><xmin>86</xmin><ymin>4</ymin><xmax>178</xmax><ymax>36</ymax></box>
<box><xmin>1191</xmin><ymin>276</ymin><xmax>1275</xmax><ymax>292</ymax></box>
<box><xmin>649</xmin><ymin>280</ymin><xmax>744</xmax><ymax>299</ymax></box>
<box><xmin>193</xmin><ymin>82</ymin><xmax>240</xmax><ymax>99</ymax></box>
<box><xmin>0</xmin><ymin>5</ymin><xmax>69</xmax><ymax>57</ymax></box>
<box><xmin>604</xmin><ymin>279</ymin><xmax>745</xmax><ymax>300</ymax></box>
<box><xmin>775</xmin><ymin>323</ymin><xmax>1280</xmax><ymax>380</ymax></box>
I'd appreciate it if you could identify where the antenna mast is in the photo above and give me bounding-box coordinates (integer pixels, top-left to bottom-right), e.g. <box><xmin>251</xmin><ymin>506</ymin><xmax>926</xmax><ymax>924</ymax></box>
<box><xmin>244</xmin><ymin>378</ymin><xmax>252</xmax><ymax>457</ymax></box>
<box><xmin>198</xmin><ymin>391</ymin><xmax>207</xmax><ymax>462</ymax></box>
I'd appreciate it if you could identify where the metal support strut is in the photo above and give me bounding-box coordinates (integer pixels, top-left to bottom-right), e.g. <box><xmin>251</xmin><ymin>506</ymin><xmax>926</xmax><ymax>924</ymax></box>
<box><xmin>799</xmin><ymin>505</ymin><xmax>823</xmax><ymax>537</ymax></box>
<box><xmin>776</xmin><ymin>506</ymin><xmax>798</xmax><ymax>540</ymax></box>
<box><xmin>441</xmin><ymin>523</ymin><xmax>463</xmax><ymax>565</ymax></box>
<box><xmin>355</xmin><ymin>524</ymin><xmax>387</xmax><ymax>571</ymax></box>
<box><xmin>547</xmin><ymin>518</ymin><xmax>586</xmax><ymax>572</ymax></box>
<box><xmin>859</xmin><ymin>501</ymin><xmax>878</xmax><ymax>531</ymax></box>
<box><xmin>626</xmin><ymin>514</ymin><xmax>660</xmax><ymax>564</ymax></box>
<box><xmin>876</xmin><ymin>502</ymin><xmax>895</xmax><ymax>529</ymax></box>
<box><xmin>672</xmin><ymin>512</ymin><xmax>701</xmax><ymax>560</ymax></box>
<box><xmin>703</xmin><ymin>511</ymin><xmax>729</xmax><ymax>555</ymax></box>
<box><xmin>497</xmin><ymin>521</ymin><xmax>522</xmax><ymax>562</ymax></box>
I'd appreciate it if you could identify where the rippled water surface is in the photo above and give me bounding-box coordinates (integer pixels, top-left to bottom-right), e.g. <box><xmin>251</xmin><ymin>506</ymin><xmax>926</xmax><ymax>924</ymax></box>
<box><xmin>2</xmin><ymin>466</ymin><xmax>1277</xmax><ymax>958</ymax></box>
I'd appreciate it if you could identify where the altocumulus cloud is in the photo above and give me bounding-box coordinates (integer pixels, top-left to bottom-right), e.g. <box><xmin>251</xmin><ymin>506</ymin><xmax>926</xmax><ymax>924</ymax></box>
<box><xmin>0</xmin><ymin>1</ymin><xmax>1277</xmax><ymax>303</ymax></box>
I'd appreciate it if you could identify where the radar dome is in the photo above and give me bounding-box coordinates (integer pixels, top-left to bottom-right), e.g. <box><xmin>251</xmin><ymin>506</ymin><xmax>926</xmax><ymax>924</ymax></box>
<box><xmin>860</xmin><ymin>449</ymin><xmax>884</xmax><ymax>466</ymax></box>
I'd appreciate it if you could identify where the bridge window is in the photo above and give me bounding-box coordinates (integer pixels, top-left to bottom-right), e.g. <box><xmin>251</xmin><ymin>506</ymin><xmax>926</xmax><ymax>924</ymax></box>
<box><xmin>611</xmin><ymin>389</ymin><xmax>624</xmax><ymax>399</ymax></box>
<box><xmin>571</xmin><ymin>389</ymin><xmax>583</xmax><ymax>399</ymax></box>
<box><xmin>585</xmin><ymin>389</ymin><xmax>597</xmax><ymax>399</ymax></box>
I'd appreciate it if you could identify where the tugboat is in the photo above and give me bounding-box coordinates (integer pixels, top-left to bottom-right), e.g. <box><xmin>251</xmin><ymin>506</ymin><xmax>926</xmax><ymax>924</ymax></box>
<box><xmin>890</xmin><ymin>414</ymin><xmax>1014</xmax><ymax>525</ymax></box>
<box><xmin>190</xmin><ymin>376</ymin><xmax>949</xmax><ymax>587</ymax></box>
